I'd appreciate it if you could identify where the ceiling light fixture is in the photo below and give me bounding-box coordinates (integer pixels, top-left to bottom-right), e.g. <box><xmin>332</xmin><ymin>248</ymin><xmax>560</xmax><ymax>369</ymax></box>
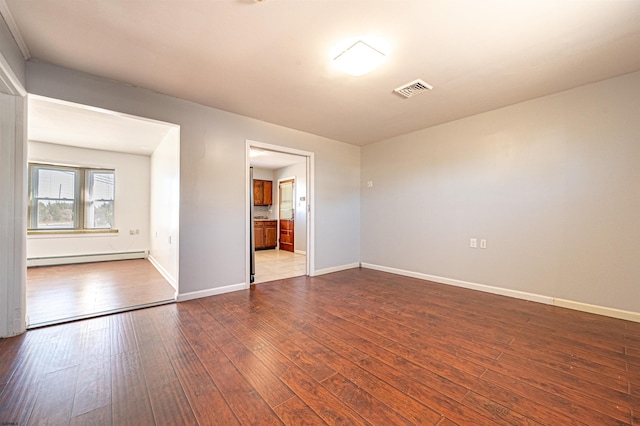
<box><xmin>333</xmin><ymin>40</ymin><xmax>386</xmax><ymax>77</ymax></box>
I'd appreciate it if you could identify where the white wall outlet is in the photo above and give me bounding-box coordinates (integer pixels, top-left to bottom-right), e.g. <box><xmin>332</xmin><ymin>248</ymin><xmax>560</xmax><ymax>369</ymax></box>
<box><xmin>470</xmin><ymin>238</ymin><xmax>477</xmax><ymax>248</ymax></box>
<box><xmin>367</xmin><ymin>180</ymin><xmax>374</xmax><ymax>188</ymax></box>
<box><xmin>480</xmin><ymin>239</ymin><xmax>487</xmax><ymax>249</ymax></box>
<box><xmin>129</xmin><ymin>229</ymin><xmax>135</xmax><ymax>235</ymax></box>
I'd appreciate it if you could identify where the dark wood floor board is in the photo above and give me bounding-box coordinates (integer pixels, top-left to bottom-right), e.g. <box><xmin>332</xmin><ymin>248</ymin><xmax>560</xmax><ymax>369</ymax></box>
<box><xmin>0</xmin><ymin>334</ymin><xmax>26</xmax><ymax>390</ymax></box>
<box><xmin>331</xmin><ymin>355</ymin><xmax>444</xmax><ymax>425</ymax></box>
<box><xmin>486</xmin><ymin>353</ymin><xmax>633</xmax><ymax>423</ymax></box>
<box><xmin>384</xmin><ymin>340</ymin><xmax>487</xmax><ymax>385</ymax></box>
<box><xmin>272</xmin><ymin>395</ymin><xmax>327</xmax><ymax>426</ymax></box>
<box><xmin>504</xmin><ymin>336</ymin><xmax>630</xmax><ymax>392</ymax></box>
<box><xmin>257</xmin><ymin>283</ymin><xmax>397</xmax><ymax>350</ymax></box>
<box><xmin>285</xmin><ymin>279</ymin><xmax>512</xmax><ymax>363</ymax></box>
<box><xmin>110</xmin><ymin>311</ymin><xmax>138</xmax><ymax>355</ymax></box>
<box><xmin>71</xmin><ymin>354</ymin><xmax>112</xmax><ymax>418</ymax></box>
<box><xmin>3</xmin><ymin>267</ymin><xmax>639</xmax><ymax>425</ymax></box>
<box><xmin>70</xmin><ymin>404</ymin><xmax>112</xmax><ymax>425</ymax></box>
<box><xmin>470</xmin><ymin>374</ymin><xmax>585</xmax><ymax>426</ymax></box>
<box><xmin>277</xmin><ymin>365</ymin><xmax>369</xmax><ymax>425</ymax></box>
<box><xmin>110</xmin><ymin>349</ymin><xmax>156</xmax><ymax>424</ymax></box>
<box><xmin>200</xmin><ymin>297</ymin><xmax>383</xmax><ymax>425</ymax></box>
<box><xmin>233</xmin><ymin>300</ymin><xmax>446</xmax><ymax>425</ymax></box>
<box><xmin>498</xmin><ymin>350</ymin><xmax>639</xmax><ymax>409</ymax></box>
<box><xmin>364</xmin><ymin>343</ymin><xmax>472</xmax><ymax>402</ymax></box>
<box><xmin>0</xmin><ymin>333</ymin><xmax>58</xmax><ymax>423</ymax></box>
<box><xmin>161</xmin><ymin>305</ymin><xmax>241</xmax><ymax>425</ymax></box>
<box><xmin>183</xmin><ymin>301</ymin><xmax>295</xmax><ymax>408</ymax></box>
<box><xmin>524</xmin><ymin>318</ymin><xmax>628</xmax><ymax>354</ymax></box>
<box><xmin>321</xmin><ymin>372</ymin><xmax>415</xmax><ymax>425</ymax></box>
<box><xmin>482</xmin><ymin>368</ymin><xmax>630</xmax><ymax>426</ymax></box>
<box><xmin>459</xmin><ymin>389</ymin><xmax>543</xmax><ymax>426</ymax></box>
<box><xmin>356</xmin><ymin>354</ymin><xmax>497</xmax><ymax>425</ymax></box>
<box><xmin>26</xmin><ymin>365</ymin><xmax>79</xmax><ymax>426</ymax></box>
<box><xmin>198</xmin><ymin>296</ymin><xmax>337</xmax><ymax>383</ymax></box>
<box><xmin>147</xmin><ymin>379</ymin><xmax>199</xmax><ymax>425</ymax></box>
<box><xmin>436</xmin><ymin>418</ymin><xmax>460</xmax><ymax>426</ymax></box>
<box><xmin>176</xmin><ymin>305</ymin><xmax>283</xmax><ymax>425</ymax></box>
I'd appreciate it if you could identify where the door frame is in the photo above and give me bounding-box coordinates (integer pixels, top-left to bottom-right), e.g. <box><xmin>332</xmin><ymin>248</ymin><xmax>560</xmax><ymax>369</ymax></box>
<box><xmin>245</xmin><ymin>140</ymin><xmax>314</xmax><ymax>288</ymax></box>
<box><xmin>0</xmin><ymin>50</ymin><xmax>27</xmax><ymax>337</ymax></box>
<box><xmin>277</xmin><ymin>177</ymin><xmax>296</xmax><ymax>252</ymax></box>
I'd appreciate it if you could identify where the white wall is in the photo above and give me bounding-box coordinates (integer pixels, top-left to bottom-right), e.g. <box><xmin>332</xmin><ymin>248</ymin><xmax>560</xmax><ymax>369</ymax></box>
<box><xmin>274</xmin><ymin>161</ymin><xmax>307</xmax><ymax>253</ymax></box>
<box><xmin>361</xmin><ymin>71</ymin><xmax>640</xmax><ymax>315</ymax></box>
<box><xmin>149</xmin><ymin>127</ymin><xmax>180</xmax><ymax>288</ymax></box>
<box><xmin>27</xmin><ymin>141</ymin><xmax>151</xmax><ymax>259</ymax></box>
<box><xmin>26</xmin><ymin>62</ymin><xmax>361</xmax><ymax>297</ymax></box>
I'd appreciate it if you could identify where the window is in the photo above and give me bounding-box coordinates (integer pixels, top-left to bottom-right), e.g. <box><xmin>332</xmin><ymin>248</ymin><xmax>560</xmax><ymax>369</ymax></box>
<box><xmin>28</xmin><ymin>163</ymin><xmax>115</xmax><ymax>231</ymax></box>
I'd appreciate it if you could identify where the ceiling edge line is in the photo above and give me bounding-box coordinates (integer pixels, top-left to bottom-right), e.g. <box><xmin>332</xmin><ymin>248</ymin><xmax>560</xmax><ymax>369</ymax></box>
<box><xmin>0</xmin><ymin>0</ymin><xmax>31</xmax><ymax>60</ymax></box>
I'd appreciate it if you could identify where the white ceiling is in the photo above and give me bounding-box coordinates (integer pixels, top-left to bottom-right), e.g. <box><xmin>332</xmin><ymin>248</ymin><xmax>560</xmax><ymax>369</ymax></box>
<box><xmin>4</xmin><ymin>0</ymin><xmax>640</xmax><ymax>146</ymax></box>
<box><xmin>28</xmin><ymin>95</ymin><xmax>175</xmax><ymax>156</ymax></box>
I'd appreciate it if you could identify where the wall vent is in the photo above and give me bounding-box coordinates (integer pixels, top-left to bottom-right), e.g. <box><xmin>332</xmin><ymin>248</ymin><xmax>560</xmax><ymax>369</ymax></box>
<box><xmin>393</xmin><ymin>79</ymin><xmax>433</xmax><ymax>98</ymax></box>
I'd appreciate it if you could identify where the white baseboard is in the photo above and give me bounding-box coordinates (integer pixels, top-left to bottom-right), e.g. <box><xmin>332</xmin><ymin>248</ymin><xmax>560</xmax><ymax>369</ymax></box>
<box><xmin>27</xmin><ymin>251</ymin><xmax>147</xmax><ymax>267</ymax></box>
<box><xmin>553</xmin><ymin>298</ymin><xmax>640</xmax><ymax>323</ymax></box>
<box><xmin>313</xmin><ymin>262</ymin><xmax>360</xmax><ymax>277</ymax></box>
<box><xmin>294</xmin><ymin>249</ymin><xmax>307</xmax><ymax>255</ymax></box>
<box><xmin>361</xmin><ymin>263</ymin><xmax>640</xmax><ymax>323</ymax></box>
<box><xmin>176</xmin><ymin>282</ymin><xmax>246</xmax><ymax>302</ymax></box>
<box><xmin>148</xmin><ymin>255</ymin><xmax>177</xmax><ymax>290</ymax></box>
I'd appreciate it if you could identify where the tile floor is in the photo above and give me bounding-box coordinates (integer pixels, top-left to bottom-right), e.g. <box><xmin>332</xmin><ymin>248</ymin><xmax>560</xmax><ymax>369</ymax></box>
<box><xmin>254</xmin><ymin>248</ymin><xmax>307</xmax><ymax>283</ymax></box>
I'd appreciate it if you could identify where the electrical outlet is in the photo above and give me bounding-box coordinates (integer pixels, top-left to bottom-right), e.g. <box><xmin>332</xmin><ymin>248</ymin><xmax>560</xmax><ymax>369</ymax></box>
<box><xmin>367</xmin><ymin>180</ymin><xmax>374</xmax><ymax>188</ymax></box>
<box><xmin>129</xmin><ymin>229</ymin><xmax>135</xmax><ymax>235</ymax></box>
<box><xmin>480</xmin><ymin>239</ymin><xmax>487</xmax><ymax>249</ymax></box>
<box><xmin>470</xmin><ymin>238</ymin><xmax>477</xmax><ymax>248</ymax></box>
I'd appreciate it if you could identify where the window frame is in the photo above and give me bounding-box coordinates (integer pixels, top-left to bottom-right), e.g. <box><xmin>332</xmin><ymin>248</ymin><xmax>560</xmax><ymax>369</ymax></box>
<box><xmin>28</xmin><ymin>162</ymin><xmax>117</xmax><ymax>234</ymax></box>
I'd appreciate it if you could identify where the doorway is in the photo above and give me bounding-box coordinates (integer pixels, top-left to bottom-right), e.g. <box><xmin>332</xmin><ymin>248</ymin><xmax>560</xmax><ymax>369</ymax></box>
<box><xmin>279</xmin><ymin>178</ymin><xmax>295</xmax><ymax>253</ymax></box>
<box><xmin>25</xmin><ymin>95</ymin><xmax>180</xmax><ymax>327</ymax></box>
<box><xmin>247</xmin><ymin>140</ymin><xmax>314</xmax><ymax>286</ymax></box>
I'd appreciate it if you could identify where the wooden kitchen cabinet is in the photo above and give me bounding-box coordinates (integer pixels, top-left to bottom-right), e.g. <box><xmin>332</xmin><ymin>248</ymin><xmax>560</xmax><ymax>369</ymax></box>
<box><xmin>253</xmin><ymin>180</ymin><xmax>273</xmax><ymax>206</ymax></box>
<box><xmin>254</xmin><ymin>220</ymin><xmax>277</xmax><ymax>249</ymax></box>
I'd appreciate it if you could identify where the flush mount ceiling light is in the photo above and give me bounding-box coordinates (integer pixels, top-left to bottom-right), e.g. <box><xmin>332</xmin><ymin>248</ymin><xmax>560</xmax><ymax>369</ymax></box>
<box><xmin>333</xmin><ymin>40</ymin><xmax>386</xmax><ymax>77</ymax></box>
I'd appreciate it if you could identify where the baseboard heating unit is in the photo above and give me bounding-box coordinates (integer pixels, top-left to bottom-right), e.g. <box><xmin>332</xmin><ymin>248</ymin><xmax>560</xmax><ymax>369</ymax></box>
<box><xmin>27</xmin><ymin>251</ymin><xmax>148</xmax><ymax>267</ymax></box>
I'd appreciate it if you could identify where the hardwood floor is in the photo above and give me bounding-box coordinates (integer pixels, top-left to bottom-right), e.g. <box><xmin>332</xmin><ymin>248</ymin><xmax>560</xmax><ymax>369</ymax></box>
<box><xmin>26</xmin><ymin>259</ymin><xmax>176</xmax><ymax>327</ymax></box>
<box><xmin>2</xmin><ymin>267</ymin><xmax>639</xmax><ymax>424</ymax></box>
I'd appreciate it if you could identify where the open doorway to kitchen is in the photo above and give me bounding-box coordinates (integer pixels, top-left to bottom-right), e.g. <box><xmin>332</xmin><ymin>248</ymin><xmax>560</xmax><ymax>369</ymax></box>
<box><xmin>25</xmin><ymin>95</ymin><xmax>180</xmax><ymax>327</ymax></box>
<box><xmin>247</xmin><ymin>140</ymin><xmax>313</xmax><ymax>286</ymax></box>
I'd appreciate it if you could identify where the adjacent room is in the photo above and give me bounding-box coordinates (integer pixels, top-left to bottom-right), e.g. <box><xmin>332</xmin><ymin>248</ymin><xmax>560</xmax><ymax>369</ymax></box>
<box><xmin>25</xmin><ymin>96</ymin><xmax>180</xmax><ymax>327</ymax></box>
<box><xmin>0</xmin><ymin>1</ymin><xmax>638</xmax><ymax>425</ymax></box>
<box><xmin>249</xmin><ymin>147</ymin><xmax>309</xmax><ymax>284</ymax></box>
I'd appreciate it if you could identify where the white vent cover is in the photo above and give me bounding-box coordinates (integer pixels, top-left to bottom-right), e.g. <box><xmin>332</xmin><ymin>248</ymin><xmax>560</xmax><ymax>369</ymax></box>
<box><xmin>394</xmin><ymin>79</ymin><xmax>433</xmax><ymax>98</ymax></box>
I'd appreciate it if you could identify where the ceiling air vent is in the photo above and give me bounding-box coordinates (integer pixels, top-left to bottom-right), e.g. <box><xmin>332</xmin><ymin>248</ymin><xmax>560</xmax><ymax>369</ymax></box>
<box><xmin>394</xmin><ymin>79</ymin><xmax>433</xmax><ymax>98</ymax></box>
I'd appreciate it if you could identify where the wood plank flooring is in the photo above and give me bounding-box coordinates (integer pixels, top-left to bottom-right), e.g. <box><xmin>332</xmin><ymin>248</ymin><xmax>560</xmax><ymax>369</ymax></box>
<box><xmin>27</xmin><ymin>259</ymin><xmax>176</xmax><ymax>327</ymax></box>
<box><xmin>2</xmin><ymin>267</ymin><xmax>639</xmax><ymax>425</ymax></box>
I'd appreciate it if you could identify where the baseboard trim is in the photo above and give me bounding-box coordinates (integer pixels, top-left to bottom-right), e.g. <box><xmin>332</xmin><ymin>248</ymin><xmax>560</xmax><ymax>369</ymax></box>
<box><xmin>27</xmin><ymin>251</ymin><xmax>147</xmax><ymax>267</ymax></box>
<box><xmin>360</xmin><ymin>263</ymin><xmax>640</xmax><ymax>323</ymax></box>
<box><xmin>176</xmin><ymin>282</ymin><xmax>245</xmax><ymax>302</ymax></box>
<box><xmin>313</xmin><ymin>263</ymin><xmax>360</xmax><ymax>277</ymax></box>
<box><xmin>148</xmin><ymin>255</ymin><xmax>177</xmax><ymax>290</ymax></box>
<box><xmin>294</xmin><ymin>249</ymin><xmax>307</xmax><ymax>255</ymax></box>
<box><xmin>553</xmin><ymin>298</ymin><xmax>640</xmax><ymax>323</ymax></box>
